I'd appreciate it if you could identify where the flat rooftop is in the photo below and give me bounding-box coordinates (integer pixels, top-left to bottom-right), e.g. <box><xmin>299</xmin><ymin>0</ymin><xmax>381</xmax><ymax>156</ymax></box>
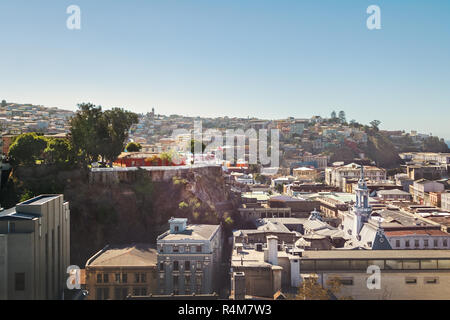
<box><xmin>158</xmin><ymin>224</ymin><xmax>220</xmax><ymax>241</ymax></box>
<box><xmin>20</xmin><ymin>195</ymin><xmax>60</xmax><ymax>205</ymax></box>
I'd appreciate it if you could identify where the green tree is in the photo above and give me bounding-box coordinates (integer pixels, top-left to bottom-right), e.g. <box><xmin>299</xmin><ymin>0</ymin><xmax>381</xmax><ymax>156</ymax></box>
<box><xmin>44</xmin><ymin>138</ymin><xmax>74</xmax><ymax>165</ymax></box>
<box><xmin>126</xmin><ymin>142</ymin><xmax>142</xmax><ymax>152</ymax></box>
<box><xmin>338</xmin><ymin>111</ymin><xmax>346</xmax><ymax>124</ymax></box>
<box><xmin>330</xmin><ymin>111</ymin><xmax>337</xmax><ymax>119</ymax></box>
<box><xmin>102</xmin><ymin>108</ymin><xmax>139</xmax><ymax>163</ymax></box>
<box><xmin>69</xmin><ymin>103</ymin><xmax>138</xmax><ymax>166</ymax></box>
<box><xmin>69</xmin><ymin>103</ymin><xmax>105</xmax><ymax>166</ymax></box>
<box><xmin>370</xmin><ymin>120</ymin><xmax>381</xmax><ymax>131</ymax></box>
<box><xmin>8</xmin><ymin>133</ymin><xmax>48</xmax><ymax>166</ymax></box>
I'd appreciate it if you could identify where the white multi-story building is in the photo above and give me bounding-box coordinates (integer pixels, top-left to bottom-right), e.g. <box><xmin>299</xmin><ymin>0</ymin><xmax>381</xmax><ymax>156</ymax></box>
<box><xmin>442</xmin><ymin>192</ymin><xmax>450</xmax><ymax>212</ymax></box>
<box><xmin>325</xmin><ymin>163</ymin><xmax>386</xmax><ymax>191</ymax></box>
<box><xmin>156</xmin><ymin>218</ymin><xmax>222</xmax><ymax>296</ymax></box>
<box><xmin>410</xmin><ymin>179</ymin><xmax>445</xmax><ymax>203</ymax></box>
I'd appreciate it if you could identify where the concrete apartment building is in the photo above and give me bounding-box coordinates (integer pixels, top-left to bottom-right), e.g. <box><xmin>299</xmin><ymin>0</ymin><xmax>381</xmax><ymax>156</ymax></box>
<box><xmin>156</xmin><ymin>218</ymin><xmax>223</xmax><ymax>295</ymax></box>
<box><xmin>0</xmin><ymin>195</ymin><xmax>70</xmax><ymax>300</ymax></box>
<box><xmin>325</xmin><ymin>163</ymin><xmax>386</xmax><ymax>191</ymax></box>
<box><xmin>85</xmin><ymin>244</ymin><xmax>158</xmax><ymax>300</ymax></box>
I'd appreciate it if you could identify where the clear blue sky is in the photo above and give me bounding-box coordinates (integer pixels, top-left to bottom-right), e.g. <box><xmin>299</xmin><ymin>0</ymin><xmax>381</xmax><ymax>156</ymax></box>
<box><xmin>1</xmin><ymin>0</ymin><xmax>449</xmax><ymax>139</ymax></box>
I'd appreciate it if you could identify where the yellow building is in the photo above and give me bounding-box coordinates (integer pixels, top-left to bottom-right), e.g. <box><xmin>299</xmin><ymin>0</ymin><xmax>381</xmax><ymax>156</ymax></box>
<box><xmin>85</xmin><ymin>244</ymin><xmax>158</xmax><ymax>300</ymax></box>
<box><xmin>293</xmin><ymin>167</ymin><xmax>318</xmax><ymax>182</ymax></box>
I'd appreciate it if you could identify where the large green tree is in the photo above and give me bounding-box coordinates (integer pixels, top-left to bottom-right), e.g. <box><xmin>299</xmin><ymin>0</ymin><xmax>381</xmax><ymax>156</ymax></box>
<box><xmin>44</xmin><ymin>138</ymin><xmax>74</xmax><ymax>165</ymax></box>
<box><xmin>69</xmin><ymin>103</ymin><xmax>138</xmax><ymax>166</ymax></box>
<box><xmin>102</xmin><ymin>108</ymin><xmax>139</xmax><ymax>162</ymax></box>
<box><xmin>8</xmin><ymin>133</ymin><xmax>48</xmax><ymax>166</ymax></box>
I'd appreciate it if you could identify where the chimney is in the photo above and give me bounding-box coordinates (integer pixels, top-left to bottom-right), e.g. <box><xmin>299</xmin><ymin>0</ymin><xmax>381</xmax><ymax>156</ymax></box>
<box><xmin>232</xmin><ymin>272</ymin><xmax>246</xmax><ymax>300</ymax></box>
<box><xmin>267</xmin><ymin>235</ymin><xmax>278</xmax><ymax>266</ymax></box>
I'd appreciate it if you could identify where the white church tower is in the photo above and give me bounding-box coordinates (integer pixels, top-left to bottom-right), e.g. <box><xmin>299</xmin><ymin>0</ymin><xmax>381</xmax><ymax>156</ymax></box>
<box><xmin>352</xmin><ymin>165</ymin><xmax>372</xmax><ymax>237</ymax></box>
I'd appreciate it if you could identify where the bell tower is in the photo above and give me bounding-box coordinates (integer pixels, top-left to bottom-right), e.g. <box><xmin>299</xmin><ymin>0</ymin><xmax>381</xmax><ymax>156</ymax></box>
<box><xmin>352</xmin><ymin>165</ymin><xmax>372</xmax><ymax>236</ymax></box>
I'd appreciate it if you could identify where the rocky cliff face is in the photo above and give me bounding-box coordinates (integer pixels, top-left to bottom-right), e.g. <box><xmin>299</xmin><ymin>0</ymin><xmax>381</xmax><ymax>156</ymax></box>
<box><xmin>68</xmin><ymin>165</ymin><xmax>233</xmax><ymax>266</ymax></box>
<box><xmin>1</xmin><ymin>164</ymin><xmax>234</xmax><ymax>266</ymax></box>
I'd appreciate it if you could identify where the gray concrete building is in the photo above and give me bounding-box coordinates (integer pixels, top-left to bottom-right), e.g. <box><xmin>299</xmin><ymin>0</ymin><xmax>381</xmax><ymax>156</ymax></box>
<box><xmin>156</xmin><ymin>218</ymin><xmax>222</xmax><ymax>295</ymax></box>
<box><xmin>0</xmin><ymin>195</ymin><xmax>70</xmax><ymax>300</ymax></box>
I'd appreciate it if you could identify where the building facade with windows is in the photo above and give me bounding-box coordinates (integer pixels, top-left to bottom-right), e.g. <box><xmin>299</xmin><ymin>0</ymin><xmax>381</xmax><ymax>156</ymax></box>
<box><xmin>0</xmin><ymin>195</ymin><xmax>70</xmax><ymax>300</ymax></box>
<box><xmin>85</xmin><ymin>244</ymin><xmax>158</xmax><ymax>300</ymax></box>
<box><xmin>299</xmin><ymin>250</ymin><xmax>450</xmax><ymax>300</ymax></box>
<box><xmin>441</xmin><ymin>192</ymin><xmax>450</xmax><ymax>212</ymax></box>
<box><xmin>156</xmin><ymin>218</ymin><xmax>222</xmax><ymax>295</ymax></box>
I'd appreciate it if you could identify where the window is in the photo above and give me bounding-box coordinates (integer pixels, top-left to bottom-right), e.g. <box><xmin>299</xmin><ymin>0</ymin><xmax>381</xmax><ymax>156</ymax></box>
<box><xmin>196</xmin><ymin>261</ymin><xmax>202</xmax><ymax>270</ymax></box>
<box><xmin>173</xmin><ymin>261</ymin><xmax>179</xmax><ymax>271</ymax></box>
<box><xmin>395</xmin><ymin>240</ymin><xmax>400</xmax><ymax>248</ymax></box>
<box><xmin>159</xmin><ymin>262</ymin><xmax>164</xmax><ymax>271</ymax></box>
<box><xmin>425</xmin><ymin>277</ymin><xmax>438</xmax><ymax>284</ymax></box>
<box><xmin>9</xmin><ymin>222</ymin><xmax>15</xmax><ymax>233</ymax></box>
<box><xmin>135</xmin><ymin>273</ymin><xmax>140</xmax><ymax>283</ymax></box>
<box><xmin>97</xmin><ymin>274</ymin><xmax>102</xmax><ymax>283</ymax></box>
<box><xmin>115</xmin><ymin>273</ymin><xmax>121</xmax><ymax>283</ymax></box>
<box><xmin>185</xmin><ymin>275</ymin><xmax>191</xmax><ymax>293</ymax></box>
<box><xmin>173</xmin><ymin>246</ymin><xmax>179</xmax><ymax>253</ymax></box>
<box><xmin>115</xmin><ymin>288</ymin><xmax>129</xmax><ymax>300</ymax></box>
<box><xmin>103</xmin><ymin>273</ymin><xmax>109</xmax><ymax>283</ymax></box>
<box><xmin>424</xmin><ymin>239</ymin><xmax>428</xmax><ymax>247</ymax></box>
<box><xmin>141</xmin><ymin>273</ymin><xmax>146</xmax><ymax>283</ymax></box>
<box><xmin>186</xmin><ymin>245</ymin><xmax>191</xmax><ymax>253</ymax></box>
<box><xmin>185</xmin><ymin>261</ymin><xmax>191</xmax><ymax>270</ymax></box>
<box><xmin>173</xmin><ymin>275</ymin><xmax>179</xmax><ymax>289</ymax></box>
<box><xmin>403</xmin><ymin>260</ymin><xmax>420</xmax><ymax>270</ymax></box>
<box><xmin>349</xmin><ymin>260</ymin><xmax>367</xmax><ymax>270</ymax></box>
<box><xmin>175</xmin><ymin>226</ymin><xmax>179</xmax><ymax>232</ymax></box>
<box><xmin>340</xmin><ymin>278</ymin><xmax>353</xmax><ymax>286</ymax></box>
<box><xmin>421</xmin><ymin>259</ymin><xmax>438</xmax><ymax>269</ymax></box>
<box><xmin>96</xmin><ymin>287</ymin><xmax>110</xmax><ymax>300</ymax></box>
<box><xmin>444</xmin><ymin>239</ymin><xmax>448</xmax><ymax>247</ymax></box>
<box><xmin>196</xmin><ymin>245</ymin><xmax>202</xmax><ymax>253</ymax></box>
<box><xmin>405</xmin><ymin>240</ymin><xmax>410</xmax><ymax>248</ymax></box>
<box><xmin>196</xmin><ymin>275</ymin><xmax>202</xmax><ymax>293</ymax></box>
<box><xmin>367</xmin><ymin>260</ymin><xmax>385</xmax><ymax>270</ymax></box>
<box><xmin>385</xmin><ymin>260</ymin><xmax>402</xmax><ymax>270</ymax></box>
<box><xmin>122</xmin><ymin>273</ymin><xmax>128</xmax><ymax>283</ymax></box>
<box><xmin>434</xmin><ymin>239</ymin><xmax>438</xmax><ymax>247</ymax></box>
<box><xmin>15</xmin><ymin>273</ymin><xmax>25</xmax><ymax>291</ymax></box>
<box><xmin>415</xmin><ymin>240</ymin><xmax>420</xmax><ymax>248</ymax></box>
<box><xmin>133</xmin><ymin>287</ymin><xmax>147</xmax><ymax>296</ymax></box>
<box><xmin>438</xmin><ymin>259</ymin><xmax>450</xmax><ymax>269</ymax></box>
<box><xmin>405</xmin><ymin>277</ymin><xmax>417</xmax><ymax>285</ymax></box>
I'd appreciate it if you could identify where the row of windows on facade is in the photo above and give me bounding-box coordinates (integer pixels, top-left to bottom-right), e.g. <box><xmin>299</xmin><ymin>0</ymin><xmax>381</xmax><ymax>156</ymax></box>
<box><xmin>300</xmin><ymin>258</ymin><xmax>450</xmax><ymax>271</ymax></box>
<box><xmin>327</xmin><ymin>276</ymin><xmax>440</xmax><ymax>287</ymax></box>
<box><xmin>163</xmin><ymin>274</ymin><xmax>203</xmax><ymax>294</ymax></box>
<box><xmin>159</xmin><ymin>245</ymin><xmax>203</xmax><ymax>253</ymax></box>
<box><xmin>392</xmin><ymin>238</ymin><xmax>449</xmax><ymax>248</ymax></box>
<box><xmin>96</xmin><ymin>287</ymin><xmax>148</xmax><ymax>300</ymax></box>
<box><xmin>96</xmin><ymin>272</ymin><xmax>155</xmax><ymax>284</ymax></box>
<box><xmin>160</xmin><ymin>260</ymin><xmax>203</xmax><ymax>271</ymax></box>
<box><xmin>95</xmin><ymin>275</ymin><xmax>203</xmax><ymax>299</ymax></box>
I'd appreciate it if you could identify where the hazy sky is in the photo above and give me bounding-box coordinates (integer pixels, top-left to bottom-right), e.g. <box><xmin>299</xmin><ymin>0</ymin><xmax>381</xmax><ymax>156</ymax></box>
<box><xmin>1</xmin><ymin>0</ymin><xmax>449</xmax><ymax>139</ymax></box>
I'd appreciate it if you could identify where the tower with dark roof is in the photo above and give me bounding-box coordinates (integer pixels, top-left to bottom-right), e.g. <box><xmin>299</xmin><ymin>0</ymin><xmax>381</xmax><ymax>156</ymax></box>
<box><xmin>352</xmin><ymin>165</ymin><xmax>372</xmax><ymax>236</ymax></box>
